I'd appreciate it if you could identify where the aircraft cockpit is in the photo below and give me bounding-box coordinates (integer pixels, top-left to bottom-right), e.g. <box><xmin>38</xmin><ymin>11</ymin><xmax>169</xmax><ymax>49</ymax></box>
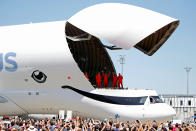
<box><xmin>149</xmin><ymin>96</ymin><xmax>163</xmax><ymax>104</ymax></box>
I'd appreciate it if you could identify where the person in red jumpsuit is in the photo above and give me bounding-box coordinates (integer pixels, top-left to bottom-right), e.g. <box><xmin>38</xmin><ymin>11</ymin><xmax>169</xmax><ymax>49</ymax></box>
<box><xmin>112</xmin><ymin>72</ymin><xmax>117</xmax><ymax>88</ymax></box>
<box><xmin>96</xmin><ymin>72</ymin><xmax>102</xmax><ymax>88</ymax></box>
<box><xmin>84</xmin><ymin>72</ymin><xmax>89</xmax><ymax>80</ymax></box>
<box><xmin>102</xmin><ymin>71</ymin><xmax>111</xmax><ymax>88</ymax></box>
<box><xmin>118</xmin><ymin>73</ymin><xmax>123</xmax><ymax>89</ymax></box>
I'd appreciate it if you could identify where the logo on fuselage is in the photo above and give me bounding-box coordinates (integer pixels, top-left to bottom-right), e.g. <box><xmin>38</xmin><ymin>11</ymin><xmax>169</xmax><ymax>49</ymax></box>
<box><xmin>0</xmin><ymin>52</ymin><xmax>17</xmax><ymax>72</ymax></box>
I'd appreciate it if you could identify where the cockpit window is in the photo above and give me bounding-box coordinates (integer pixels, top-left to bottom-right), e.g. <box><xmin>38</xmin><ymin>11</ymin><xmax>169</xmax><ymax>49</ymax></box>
<box><xmin>150</xmin><ymin>96</ymin><xmax>163</xmax><ymax>103</ymax></box>
<box><xmin>150</xmin><ymin>97</ymin><xmax>155</xmax><ymax>104</ymax></box>
<box><xmin>111</xmin><ymin>96</ymin><xmax>148</xmax><ymax>105</ymax></box>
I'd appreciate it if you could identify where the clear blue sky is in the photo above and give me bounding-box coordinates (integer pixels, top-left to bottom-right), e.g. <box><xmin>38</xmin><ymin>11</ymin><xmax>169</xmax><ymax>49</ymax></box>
<box><xmin>0</xmin><ymin>0</ymin><xmax>195</xmax><ymax>94</ymax></box>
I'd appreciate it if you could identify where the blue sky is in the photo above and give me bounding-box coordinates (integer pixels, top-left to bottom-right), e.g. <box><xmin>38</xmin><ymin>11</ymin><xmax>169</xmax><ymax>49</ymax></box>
<box><xmin>0</xmin><ymin>0</ymin><xmax>195</xmax><ymax>94</ymax></box>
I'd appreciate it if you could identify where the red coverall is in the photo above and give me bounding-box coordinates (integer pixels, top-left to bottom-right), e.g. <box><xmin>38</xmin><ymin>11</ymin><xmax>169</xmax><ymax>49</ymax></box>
<box><xmin>96</xmin><ymin>73</ymin><xmax>102</xmax><ymax>88</ymax></box>
<box><xmin>102</xmin><ymin>72</ymin><xmax>111</xmax><ymax>88</ymax></box>
<box><xmin>84</xmin><ymin>73</ymin><xmax>89</xmax><ymax>80</ymax></box>
<box><xmin>112</xmin><ymin>73</ymin><xmax>117</xmax><ymax>88</ymax></box>
<box><xmin>118</xmin><ymin>74</ymin><xmax>123</xmax><ymax>89</ymax></box>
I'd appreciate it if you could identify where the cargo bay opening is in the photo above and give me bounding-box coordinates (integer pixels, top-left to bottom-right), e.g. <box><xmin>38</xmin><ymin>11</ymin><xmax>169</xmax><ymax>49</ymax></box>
<box><xmin>65</xmin><ymin>19</ymin><xmax>179</xmax><ymax>88</ymax></box>
<box><xmin>65</xmin><ymin>22</ymin><xmax>116</xmax><ymax>88</ymax></box>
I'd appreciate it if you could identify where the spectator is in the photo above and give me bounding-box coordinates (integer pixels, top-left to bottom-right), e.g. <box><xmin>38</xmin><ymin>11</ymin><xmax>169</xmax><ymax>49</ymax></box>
<box><xmin>173</xmin><ymin>123</ymin><xmax>179</xmax><ymax>131</ymax></box>
<box><xmin>0</xmin><ymin>116</ymin><xmax>195</xmax><ymax>131</ymax></box>
<box><xmin>28</xmin><ymin>125</ymin><xmax>37</xmax><ymax>131</ymax></box>
<box><xmin>161</xmin><ymin>123</ymin><xmax>168</xmax><ymax>131</ymax></box>
<box><xmin>12</xmin><ymin>121</ymin><xmax>20</xmax><ymax>130</ymax></box>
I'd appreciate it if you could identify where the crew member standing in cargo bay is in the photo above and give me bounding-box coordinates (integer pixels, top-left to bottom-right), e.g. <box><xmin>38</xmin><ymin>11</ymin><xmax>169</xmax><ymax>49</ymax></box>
<box><xmin>112</xmin><ymin>72</ymin><xmax>118</xmax><ymax>88</ymax></box>
<box><xmin>96</xmin><ymin>72</ymin><xmax>102</xmax><ymax>88</ymax></box>
<box><xmin>84</xmin><ymin>72</ymin><xmax>89</xmax><ymax>80</ymax></box>
<box><xmin>102</xmin><ymin>71</ymin><xmax>111</xmax><ymax>88</ymax></box>
<box><xmin>118</xmin><ymin>73</ymin><xmax>123</xmax><ymax>89</ymax></box>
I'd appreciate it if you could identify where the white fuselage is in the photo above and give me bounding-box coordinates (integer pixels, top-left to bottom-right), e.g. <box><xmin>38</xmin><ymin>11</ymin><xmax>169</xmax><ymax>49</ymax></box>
<box><xmin>0</xmin><ymin>3</ymin><xmax>179</xmax><ymax>121</ymax></box>
<box><xmin>0</xmin><ymin>87</ymin><xmax>176</xmax><ymax>121</ymax></box>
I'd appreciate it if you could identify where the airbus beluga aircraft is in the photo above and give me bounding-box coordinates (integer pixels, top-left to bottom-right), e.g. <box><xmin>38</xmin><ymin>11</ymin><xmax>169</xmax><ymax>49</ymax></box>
<box><xmin>0</xmin><ymin>3</ymin><xmax>179</xmax><ymax>121</ymax></box>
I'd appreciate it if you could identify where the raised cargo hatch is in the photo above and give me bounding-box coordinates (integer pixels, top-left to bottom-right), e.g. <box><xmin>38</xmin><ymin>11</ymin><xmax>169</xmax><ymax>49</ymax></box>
<box><xmin>68</xmin><ymin>3</ymin><xmax>179</xmax><ymax>56</ymax></box>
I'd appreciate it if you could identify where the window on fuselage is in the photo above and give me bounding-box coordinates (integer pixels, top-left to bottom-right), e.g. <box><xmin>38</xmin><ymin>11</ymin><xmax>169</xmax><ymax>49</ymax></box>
<box><xmin>102</xmin><ymin>96</ymin><xmax>148</xmax><ymax>105</ymax></box>
<box><xmin>150</xmin><ymin>97</ymin><xmax>155</xmax><ymax>104</ymax></box>
<box><xmin>123</xmin><ymin>97</ymin><xmax>147</xmax><ymax>105</ymax></box>
<box><xmin>150</xmin><ymin>96</ymin><xmax>163</xmax><ymax>104</ymax></box>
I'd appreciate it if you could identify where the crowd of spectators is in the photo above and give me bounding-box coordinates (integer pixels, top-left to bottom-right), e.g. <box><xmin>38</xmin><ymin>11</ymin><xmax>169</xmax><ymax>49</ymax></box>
<box><xmin>0</xmin><ymin>116</ymin><xmax>195</xmax><ymax>131</ymax></box>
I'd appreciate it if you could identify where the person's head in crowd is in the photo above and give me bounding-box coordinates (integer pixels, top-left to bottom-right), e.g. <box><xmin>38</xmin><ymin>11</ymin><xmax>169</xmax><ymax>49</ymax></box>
<box><xmin>175</xmin><ymin>123</ymin><xmax>179</xmax><ymax>128</ymax></box>
<box><xmin>11</xmin><ymin>121</ymin><xmax>15</xmax><ymax>127</ymax></box>
<box><xmin>132</xmin><ymin>126</ymin><xmax>138</xmax><ymax>131</ymax></box>
<box><xmin>169</xmin><ymin>123</ymin><xmax>173</xmax><ymax>131</ymax></box>
<box><xmin>50</xmin><ymin>120</ymin><xmax>55</xmax><ymax>126</ymax></box>
<box><xmin>152</xmin><ymin>123</ymin><xmax>158</xmax><ymax>130</ymax></box>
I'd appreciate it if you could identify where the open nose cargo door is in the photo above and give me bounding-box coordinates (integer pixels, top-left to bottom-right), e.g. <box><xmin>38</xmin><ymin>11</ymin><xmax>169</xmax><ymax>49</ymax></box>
<box><xmin>67</xmin><ymin>3</ymin><xmax>179</xmax><ymax>56</ymax></box>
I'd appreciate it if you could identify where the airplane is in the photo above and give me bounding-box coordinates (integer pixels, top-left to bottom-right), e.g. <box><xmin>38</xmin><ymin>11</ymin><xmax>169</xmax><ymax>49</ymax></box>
<box><xmin>0</xmin><ymin>3</ymin><xmax>179</xmax><ymax>121</ymax></box>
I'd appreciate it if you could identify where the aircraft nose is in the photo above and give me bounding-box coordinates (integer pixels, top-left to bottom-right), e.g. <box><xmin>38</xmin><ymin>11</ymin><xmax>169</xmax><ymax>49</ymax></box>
<box><xmin>168</xmin><ymin>105</ymin><xmax>176</xmax><ymax>117</ymax></box>
<box><xmin>160</xmin><ymin>104</ymin><xmax>176</xmax><ymax>118</ymax></box>
<box><xmin>157</xmin><ymin>104</ymin><xmax>176</xmax><ymax>120</ymax></box>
